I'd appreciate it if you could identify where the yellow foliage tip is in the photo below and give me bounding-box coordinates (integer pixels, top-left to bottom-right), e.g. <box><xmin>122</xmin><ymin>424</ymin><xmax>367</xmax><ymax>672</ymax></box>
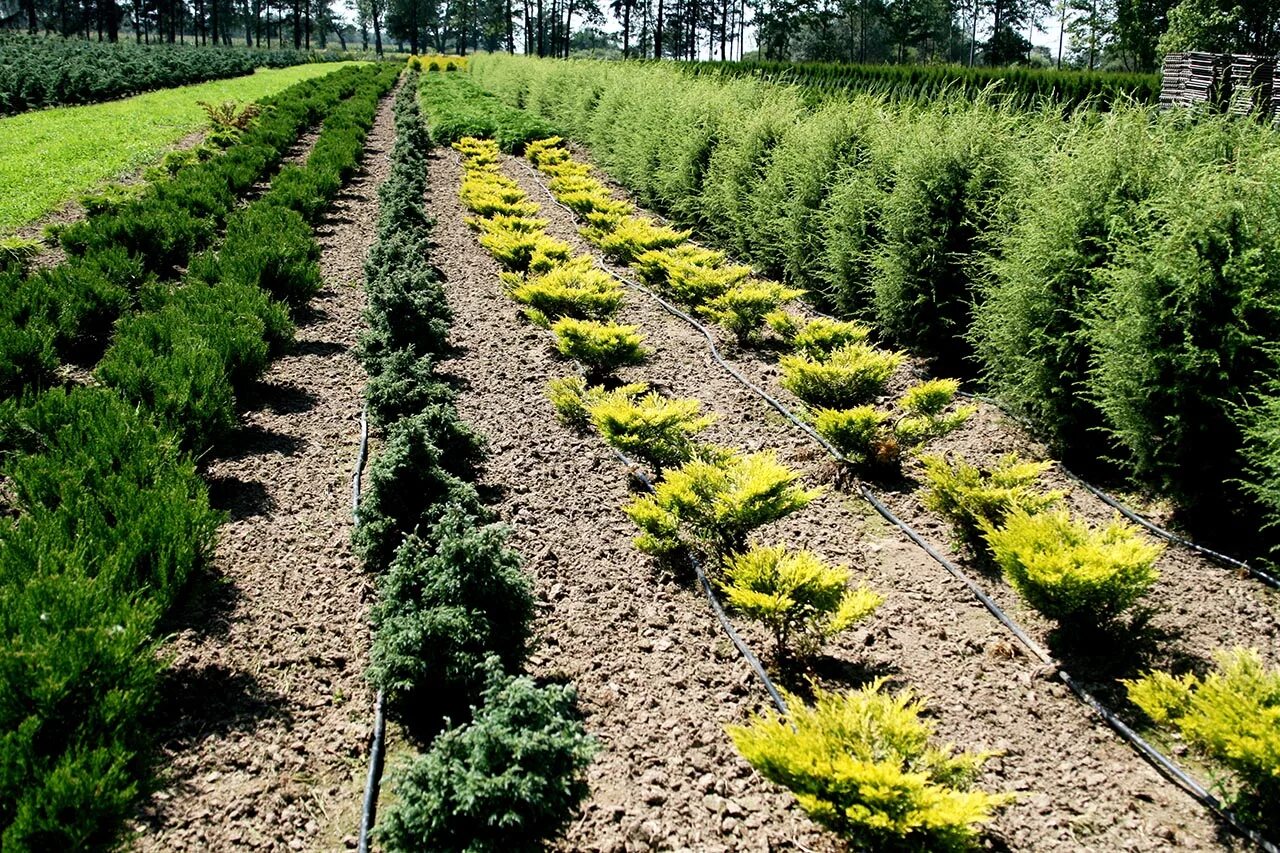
<box><xmin>726</xmin><ymin>681</ymin><xmax>1011</xmax><ymax>848</ymax></box>
<box><xmin>720</xmin><ymin>543</ymin><xmax>882</xmax><ymax>660</ymax></box>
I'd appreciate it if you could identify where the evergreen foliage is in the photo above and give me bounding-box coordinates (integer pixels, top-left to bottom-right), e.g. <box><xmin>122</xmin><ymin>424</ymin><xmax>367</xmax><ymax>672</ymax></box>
<box><xmin>727</xmin><ymin>681</ymin><xmax>1011</xmax><ymax>850</ymax></box>
<box><xmin>720</xmin><ymin>544</ymin><xmax>882</xmax><ymax>661</ymax></box>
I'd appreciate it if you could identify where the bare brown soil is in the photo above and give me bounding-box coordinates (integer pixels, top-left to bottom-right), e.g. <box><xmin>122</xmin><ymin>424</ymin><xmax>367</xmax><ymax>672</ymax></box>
<box><xmin>427</xmin><ymin>147</ymin><xmax>839</xmax><ymax>853</ymax></box>
<box><xmin>521</xmin><ymin>159</ymin><xmax>1280</xmax><ymax>707</ymax></box>
<box><xmin>127</xmin><ymin>93</ymin><xmax>397</xmax><ymax>853</ymax></box>
<box><xmin>411</xmin><ymin>138</ymin><xmax>1256</xmax><ymax>852</ymax></box>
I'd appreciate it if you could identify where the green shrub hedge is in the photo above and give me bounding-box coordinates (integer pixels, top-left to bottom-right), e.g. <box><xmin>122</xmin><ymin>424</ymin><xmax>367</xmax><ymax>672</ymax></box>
<box><xmin>418</xmin><ymin>72</ymin><xmax>554</xmax><ymax>153</ymax></box>
<box><xmin>681</xmin><ymin>58</ymin><xmax>1160</xmax><ymax>111</ymax></box>
<box><xmin>0</xmin><ymin>34</ymin><xmax>356</xmax><ymax>115</ymax></box>
<box><xmin>0</xmin><ymin>387</ymin><xmax>219</xmax><ymax>849</ymax></box>
<box><xmin>362</xmin><ymin>74</ymin><xmax>594</xmax><ymax>849</ymax></box>
<box><xmin>98</xmin><ymin>63</ymin><xmax>397</xmax><ymax>452</ymax></box>
<box><xmin>469</xmin><ymin>54</ymin><xmax>1280</xmax><ymax>548</ymax></box>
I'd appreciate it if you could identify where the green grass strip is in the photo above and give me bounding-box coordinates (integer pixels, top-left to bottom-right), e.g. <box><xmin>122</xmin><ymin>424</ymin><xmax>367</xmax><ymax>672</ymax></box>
<box><xmin>0</xmin><ymin>61</ymin><xmax>363</xmax><ymax>234</ymax></box>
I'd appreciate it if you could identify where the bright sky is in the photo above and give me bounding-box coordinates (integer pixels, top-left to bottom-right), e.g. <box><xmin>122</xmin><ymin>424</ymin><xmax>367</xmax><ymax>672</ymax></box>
<box><xmin>589</xmin><ymin>4</ymin><xmax>1075</xmax><ymax>62</ymax></box>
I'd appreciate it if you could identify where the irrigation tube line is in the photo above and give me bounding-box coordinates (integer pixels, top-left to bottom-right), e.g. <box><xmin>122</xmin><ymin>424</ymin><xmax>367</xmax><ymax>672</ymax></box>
<box><xmin>519</xmin><ymin>160</ymin><xmax>1280</xmax><ymax>853</ymax></box>
<box><xmin>351</xmin><ymin>406</ymin><xmax>387</xmax><ymax>853</ymax></box>
<box><xmin>600</xmin><ymin>441</ymin><xmax>791</xmax><ymax>719</ymax></box>
<box><xmin>528</xmin><ymin>158</ymin><xmax>1278</xmax><ymax>592</ymax></box>
<box><xmin>952</xmin><ymin>390</ymin><xmax>1280</xmax><ymax>591</ymax></box>
<box><xmin>567</xmin><ymin>350</ymin><xmax>793</xmax><ymax>719</ymax></box>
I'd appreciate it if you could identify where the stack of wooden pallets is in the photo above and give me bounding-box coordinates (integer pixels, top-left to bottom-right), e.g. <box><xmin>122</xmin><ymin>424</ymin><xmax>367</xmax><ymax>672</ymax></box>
<box><xmin>1227</xmin><ymin>54</ymin><xmax>1273</xmax><ymax>116</ymax></box>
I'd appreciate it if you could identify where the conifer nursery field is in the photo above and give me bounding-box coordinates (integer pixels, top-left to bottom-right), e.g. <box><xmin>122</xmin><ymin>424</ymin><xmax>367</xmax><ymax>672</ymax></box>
<box><xmin>2</xmin><ymin>51</ymin><xmax>1280</xmax><ymax>853</ymax></box>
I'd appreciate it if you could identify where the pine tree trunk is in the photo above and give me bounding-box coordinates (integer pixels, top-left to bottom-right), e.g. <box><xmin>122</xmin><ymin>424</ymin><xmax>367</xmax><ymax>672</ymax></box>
<box><xmin>654</xmin><ymin>0</ymin><xmax>662</xmax><ymax>58</ymax></box>
<box><xmin>622</xmin><ymin>0</ymin><xmax>631</xmax><ymax>57</ymax></box>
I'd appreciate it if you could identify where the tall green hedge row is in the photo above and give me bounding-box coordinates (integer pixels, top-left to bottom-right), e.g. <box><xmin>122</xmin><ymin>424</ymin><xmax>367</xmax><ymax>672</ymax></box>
<box><xmin>417</xmin><ymin>71</ymin><xmax>554</xmax><ymax>152</ymax></box>
<box><xmin>0</xmin><ymin>62</ymin><xmax>395</xmax><ymax>850</ymax></box>
<box><xmin>97</xmin><ymin>62</ymin><xmax>398</xmax><ymax>453</ymax></box>
<box><xmin>354</xmin><ymin>74</ymin><xmax>595</xmax><ymax>851</ymax></box>
<box><xmin>0</xmin><ymin>63</ymin><xmax>374</xmax><ymax>402</ymax></box>
<box><xmin>1</xmin><ymin>62</ymin><xmax>373</xmax><ymax>399</ymax></box>
<box><xmin>469</xmin><ymin>54</ymin><xmax>1280</xmax><ymax>548</ymax></box>
<box><xmin>0</xmin><ymin>33</ymin><xmax>356</xmax><ymax>115</ymax></box>
<box><xmin>681</xmin><ymin>58</ymin><xmax>1160</xmax><ymax>110</ymax></box>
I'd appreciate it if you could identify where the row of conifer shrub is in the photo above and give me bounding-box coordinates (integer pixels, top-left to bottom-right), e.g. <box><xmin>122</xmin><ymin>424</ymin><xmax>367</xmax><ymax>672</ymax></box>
<box><xmin>0</xmin><ymin>64</ymin><xmax>394</xmax><ymax>850</ymax></box>
<box><xmin>520</xmin><ymin>138</ymin><xmax>1280</xmax><ymax>842</ymax></box>
<box><xmin>0</xmin><ymin>62</ymin><xmax>375</xmax><ymax>402</ymax></box>
<box><xmin>681</xmin><ymin>58</ymin><xmax>1160</xmax><ymax>110</ymax></box>
<box><xmin>350</xmin><ymin>76</ymin><xmax>596</xmax><ymax>852</ymax></box>
<box><xmin>497</xmin><ymin>136</ymin><xmax>1018</xmax><ymax>851</ymax></box>
<box><xmin>468</xmin><ymin>53</ymin><xmax>1280</xmax><ymax>554</ymax></box>
<box><xmin>418</xmin><ymin>71</ymin><xmax>553</xmax><ymax>153</ymax></box>
<box><xmin>0</xmin><ymin>33</ymin><xmax>355</xmax><ymax>115</ymax></box>
<box><xmin>96</xmin><ymin>62</ymin><xmax>398</xmax><ymax>453</ymax></box>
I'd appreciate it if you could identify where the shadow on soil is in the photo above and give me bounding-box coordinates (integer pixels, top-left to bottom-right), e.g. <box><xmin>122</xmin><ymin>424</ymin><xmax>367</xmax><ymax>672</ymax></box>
<box><xmin>779</xmin><ymin>654</ymin><xmax>902</xmax><ymax>702</ymax></box>
<box><xmin>240</xmin><ymin>380</ymin><xmax>319</xmax><ymax>416</ymax></box>
<box><xmin>207</xmin><ymin>475</ymin><xmax>275</xmax><ymax>521</ymax></box>
<box><xmin>293</xmin><ymin>339</ymin><xmax>349</xmax><ymax>358</ymax></box>
<box><xmin>158</xmin><ymin>562</ymin><xmax>238</xmax><ymax>642</ymax></box>
<box><xmin>209</xmin><ymin>424</ymin><xmax>305</xmax><ymax>462</ymax></box>
<box><xmin>1048</xmin><ymin>610</ymin><xmax>1208</xmax><ymax>718</ymax></box>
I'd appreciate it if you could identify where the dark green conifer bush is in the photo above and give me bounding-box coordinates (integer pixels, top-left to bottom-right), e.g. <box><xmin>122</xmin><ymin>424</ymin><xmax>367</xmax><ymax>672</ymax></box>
<box><xmin>354</xmin><ymin>412</ymin><xmax>486</xmax><ymax>572</ymax></box>
<box><xmin>365</xmin><ymin>350</ymin><xmax>455</xmax><ymax>427</ymax></box>
<box><xmin>211</xmin><ymin>204</ymin><xmax>323</xmax><ymax>308</ymax></box>
<box><xmin>369</xmin><ymin>508</ymin><xmax>534</xmax><ymax>715</ymax></box>
<box><xmin>378</xmin><ymin>658</ymin><xmax>596</xmax><ymax>853</ymax></box>
<box><xmin>1088</xmin><ymin>155</ymin><xmax>1280</xmax><ymax>518</ymax></box>
<box><xmin>0</xmin><ymin>387</ymin><xmax>218</xmax><ymax>849</ymax></box>
<box><xmin>871</xmin><ymin>111</ymin><xmax>1015</xmax><ymax>365</ymax></box>
<box><xmin>96</xmin><ymin>312</ymin><xmax>237</xmax><ymax>453</ymax></box>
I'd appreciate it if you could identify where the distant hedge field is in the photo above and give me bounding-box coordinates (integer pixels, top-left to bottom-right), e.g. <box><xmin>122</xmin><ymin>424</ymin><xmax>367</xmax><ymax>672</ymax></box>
<box><xmin>0</xmin><ymin>34</ymin><xmax>353</xmax><ymax>115</ymax></box>
<box><xmin>470</xmin><ymin>54</ymin><xmax>1280</xmax><ymax>551</ymax></box>
<box><xmin>680</xmin><ymin>58</ymin><xmax>1160</xmax><ymax>109</ymax></box>
<box><xmin>0</xmin><ymin>61</ymin><xmax>395</xmax><ymax>849</ymax></box>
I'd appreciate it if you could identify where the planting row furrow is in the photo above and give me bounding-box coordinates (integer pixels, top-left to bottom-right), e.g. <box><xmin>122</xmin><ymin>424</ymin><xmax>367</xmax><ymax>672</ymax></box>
<box><xmin>419</xmin><ymin>136</ymin><xmax>835</xmax><ymax>851</ymax></box>
<box><xmin>417</xmin><ymin>108</ymin><xmax>1208</xmax><ymax>845</ymax></box>
<box><xmin>1</xmin><ymin>62</ymin><xmax>373</xmax><ymax>404</ymax></box>
<box><xmin>453</xmin><ymin>138</ymin><xmax>1224</xmax><ymax>849</ymax></box>
<box><xmin>468</xmin><ymin>54</ymin><xmax>1280</xmax><ymax>566</ymax></box>
<box><xmin>0</xmin><ymin>62</ymin><xmax>397</xmax><ymax>850</ymax></box>
<box><xmin>510</xmin><ymin>136</ymin><xmax>1280</xmax><ymax>848</ymax></box>
<box><xmin>346</xmin><ymin>73</ymin><xmax>595</xmax><ymax>853</ymax></box>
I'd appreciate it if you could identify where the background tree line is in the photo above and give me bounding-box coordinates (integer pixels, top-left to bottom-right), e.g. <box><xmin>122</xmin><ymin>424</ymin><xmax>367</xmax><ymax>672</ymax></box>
<box><xmin>374</xmin><ymin>0</ymin><xmax>1278</xmax><ymax>70</ymax></box>
<box><xmin>4</xmin><ymin>0</ymin><xmax>375</xmax><ymax>51</ymax></box>
<box><xmin>2</xmin><ymin>0</ymin><xmax>1276</xmax><ymax>80</ymax></box>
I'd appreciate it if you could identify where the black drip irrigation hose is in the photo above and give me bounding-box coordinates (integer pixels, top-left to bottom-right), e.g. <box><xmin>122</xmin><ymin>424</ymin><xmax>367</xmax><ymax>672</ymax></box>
<box><xmin>351</xmin><ymin>406</ymin><xmax>387</xmax><ymax>853</ymax></box>
<box><xmin>520</xmin><ymin>159</ymin><xmax>1280</xmax><ymax>853</ymax></box>
<box><xmin>953</xmin><ymin>389</ymin><xmax>1280</xmax><ymax>591</ymax></box>
<box><xmin>538</xmin><ymin>159</ymin><xmax>1279</xmax><ymax>594</ymax></box>
<box><xmin>600</xmin><ymin>441</ymin><xmax>790</xmax><ymax>719</ymax></box>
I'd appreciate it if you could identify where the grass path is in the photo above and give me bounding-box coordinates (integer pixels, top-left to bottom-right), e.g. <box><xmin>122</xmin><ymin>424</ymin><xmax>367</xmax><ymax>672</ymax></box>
<box><xmin>0</xmin><ymin>62</ymin><xmax>361</xmax><ymax>234</ymax></box>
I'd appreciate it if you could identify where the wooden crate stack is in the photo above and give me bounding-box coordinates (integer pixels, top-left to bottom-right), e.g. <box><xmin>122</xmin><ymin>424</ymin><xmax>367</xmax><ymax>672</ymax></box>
<box><xmin>1160</xmin><ymin>52</ymin><xmax>1190</xmax><ymax>108</ymax></box>
<box><xmin>1273</xmin><ymin>65</ymin><xmax>1280</xmax><ymax>124</ymax></box>
<box><xmin>1160</xmin><ymin>52</ymin><xmax>1280</xmax><ymax>120</ymax></box>
<box><xmin>1227</xmin><ymin>54</ymin><xmax>1273</xmax><ymax>116</ymax></box>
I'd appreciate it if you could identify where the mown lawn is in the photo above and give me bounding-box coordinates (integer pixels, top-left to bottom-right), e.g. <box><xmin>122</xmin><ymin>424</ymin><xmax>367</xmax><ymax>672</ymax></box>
<box><xmin>0</xmin><ymin>61</ymin><xmax>362</xmax><ymax>233</ymax></box>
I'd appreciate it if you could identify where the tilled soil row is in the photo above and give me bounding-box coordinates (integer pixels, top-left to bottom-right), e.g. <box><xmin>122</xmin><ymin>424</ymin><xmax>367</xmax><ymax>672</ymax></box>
<box><xmin>128</xmin><ymin>88</ymin><xmax>397</xmax><ymax>853</ymax></box>
<box><xmin>512</xmin><ymin>154</ymin><xmax>1280</xmax><ymax>750</ymax></box>
<box><xmin>493</xmin><ymin>153</ymin><xmax>1240</xmax><ymax>852</ymax></box>
<box><xmin>538</xmin><ymin>150</ymin><xmax>1280</xmax><ymax>686</ymax></box>
<box><xmin>428</xmin><ymin>147</ymin><xmax>838</xmax><ymax>853</ymax></box>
